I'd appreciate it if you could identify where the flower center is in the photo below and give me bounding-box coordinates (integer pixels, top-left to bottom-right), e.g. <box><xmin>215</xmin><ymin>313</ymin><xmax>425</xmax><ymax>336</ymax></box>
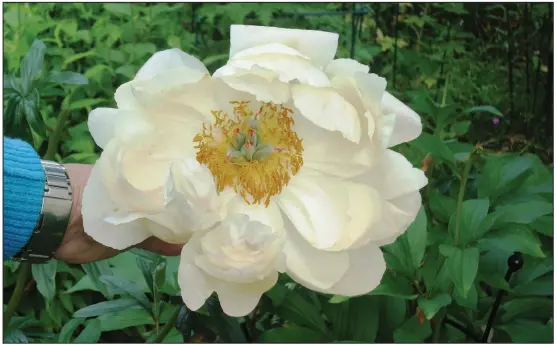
<box><xmin>194</xmin><ymin>101</ymin><xmax>303</xmax><ymax>206</ymax></box>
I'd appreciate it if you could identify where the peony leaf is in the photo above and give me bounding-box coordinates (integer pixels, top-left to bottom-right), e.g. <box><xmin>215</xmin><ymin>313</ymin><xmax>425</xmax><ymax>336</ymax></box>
<box><xmin>448</xmin><ymin>198</ymin><xmax>489</xmax><ymax>245</ymax></box>
<box><xmin>259</xmin><ymin>326</ymin><xmax>328</xmax><ymax>343</ymax></box>
<box><xmin>417</xmin><ymin>293</ymin><xmax>452</xmax><ymax>320</ymax></box>
<box><xmin>393</xmin><ymin>316</ymin><xmax>432</xmax><ymax>342</ymax></box>
<box><xmin>439</xmin><ymin>245</ymin><xmax>479</xmax><ymax>297</ymax></box>
<box><xmin>74</xmin><ymin>319</ymin><xmax>101</xmax><ymax>343</ymax></box>
<box><xmin>73</xmin><ymin>299</ymin><xmax>143</xmax><ymax>318</ymax></box>
<box><xmin>477</xmin><ymin>155</ymin><xmax>534</xmax><ymax>203</ymax></box>
<box><xmin>31</xmin><ymin>260</ymin><xmax>58</xmax><ymax>303</ymax></box>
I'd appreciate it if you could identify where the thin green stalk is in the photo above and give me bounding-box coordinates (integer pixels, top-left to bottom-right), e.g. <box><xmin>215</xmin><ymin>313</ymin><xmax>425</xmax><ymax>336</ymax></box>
<box><xmin>454</xmin><ymin>150</ymin><xmax>476</xmax><ymax>246</ymax></box>
<box><xmin>44</xmin><ymin>110</ymin><xmax>70</xmax><ymax>161</ymax></box>
<box><xmin>3</xmin><ymin>263</ymin><xmax>31</xmax><ymax>329</ymax></box>
<box><xmin>153</xmin><ymin>306</ymin><xmax>180</xmax><ymax>343</ymax></box>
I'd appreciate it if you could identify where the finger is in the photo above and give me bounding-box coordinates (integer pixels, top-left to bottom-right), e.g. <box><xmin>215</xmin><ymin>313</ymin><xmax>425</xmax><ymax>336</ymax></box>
<box><xmin>136</xmin><ymin>237</ymin><xmax>184</xmax><ymax>256</ymax></box>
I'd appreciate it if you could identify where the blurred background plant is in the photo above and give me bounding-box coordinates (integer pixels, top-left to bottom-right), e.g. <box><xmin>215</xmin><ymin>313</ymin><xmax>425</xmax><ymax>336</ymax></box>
<box><xmin>3</xmin><ymin>3</ymin><xmax>553</xmax><ymax>343</ymax></box>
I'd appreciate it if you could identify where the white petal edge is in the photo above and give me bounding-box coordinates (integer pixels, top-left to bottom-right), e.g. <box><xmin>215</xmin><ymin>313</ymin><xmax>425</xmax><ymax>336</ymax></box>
<box><xmin>382</xmin><ymin>91</ymin><xmax>422</xmax><ymax>147</ymax></box>
<box><xmin>230</xmin><ymin>25</ymin><xmax>338</xmax><ymax>67</ymax></box>
<box><xmin>292</xmin><ymin>84</ymin><xmax>361</xmax><ymax>143</ymax></box>
<box><xmin>82</xmin><ymin>164</ymin><xmax>152</xmax><ymax>250</ymax></box>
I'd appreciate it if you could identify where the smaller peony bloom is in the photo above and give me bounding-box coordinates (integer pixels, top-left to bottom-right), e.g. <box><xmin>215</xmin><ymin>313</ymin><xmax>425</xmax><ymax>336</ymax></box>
<box><xmin>178</xmin><ymin>214</ymin><xmax>285</xmax><ymax>317</ymax></box>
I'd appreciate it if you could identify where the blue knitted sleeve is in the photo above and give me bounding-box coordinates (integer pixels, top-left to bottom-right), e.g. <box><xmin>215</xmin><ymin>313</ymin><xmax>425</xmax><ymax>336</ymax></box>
<box><xmin>3</xmin><ymin>138</ymin><xmax>45</xmax><ymax>260</ymax></box>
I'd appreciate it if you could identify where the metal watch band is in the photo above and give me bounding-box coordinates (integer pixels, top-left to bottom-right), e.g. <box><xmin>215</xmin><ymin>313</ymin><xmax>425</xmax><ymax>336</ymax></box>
<box><xmin>14</xmin><ymin>160</ymin><xmax>73</xmax><ymax>263</ymax></box>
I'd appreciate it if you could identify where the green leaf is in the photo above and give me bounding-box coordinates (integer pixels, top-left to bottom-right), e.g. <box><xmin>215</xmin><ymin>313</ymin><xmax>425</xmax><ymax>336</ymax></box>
<box><xmin>410</xmin><ymin>133</ymin><xmax>456</xmax><ymax>166</ymax></box>
<box><xmin>490</xmin><ymin>201</ymin><xmax>553</xmax><ymax>229</ymax></box>
<box><xmin>329</xmin><ymin>295</ymin><xmax>350</xmax><ymax>304</ymax></box>
<box><xmin>369</xmin><ymin>271</ymin><xmax>418</xmax><ymax>299</ymax></box>
<box><xmin>21</xmin><ymin>39</ymin><xmax>46</xmax><ymax>90</ymax></box>
<box><xmin>61</xmin><ymin>50</ymin><xmax>95</xmax><ymax>70</ymax></box>
<box><xmin>463</xmin><ymin>105</ymin><xmax>503</xmax><ymax>117</ymax></box>
<box><xmin>450</xmin><ymin>120</ymin><xmax>471</xmax><ymax>136</ymax></box>
<box><xmin>98</xmin><ymin>309</ymin><xmax>154</xmax><ymax>331</ymax></box>
<box><xmin>74</xmin><ymin>319</ymin><xmax>101</xmax><ymax>343</ymax></box>
<box><xmin>73</xmin><ymin>299</ymin><xmax>143</xmax><ymax>318</ymax></box>
<box><xmin>417</xmin><ymin>293</ymin><xmax>452</xmax><ymax>320</ymax></box>
<box><xmin>58</xmin><ymin>318</ymin><xmax>85</xmax><ymax>342</ymax></box>
<box><xmin>378</xmin><ymin>297</ymin><xmax>407</xmax><ymax>341</ymax></box>
<box><xmin>259</xmin><ymin>326</ymin><xmax>328</xmax><ymax>343</ymax></box>
<box><xmin>48</xmin><ymin>71</ymin><xmax>88</xmax><ymax>85</ymax></box>
<box><xmin>512</xmin><ymin>276</ymin><xmax>553</xmax><ymax>297</ymax></box>
<box><xmin>449</xmin><ymin>198</ymin><xmax>489</xmax><ymax>245</ymax></box>
<box><xmin>439</xmin><ymin>245</ymin><xmax>479</xmax><ymax>296</ymax></box>
<box><xmin>405</xmin><ymin>207</ymin><xmax>428</xmax><ymax>269</ymax></box>
<box><xmin>454</xmin><ymin>284</ymin><xmax>478</xmax><ymax>309</ymax></box>
<box><xmin>429</xmin><ymin>190</ymin><xmax>457</xmax><ymax>223</ymax></box>
<box><xmin>477</xmin><ymin>155</ymin><xmax>534</xmax><ymax>202</ymax></box>
<box><xmin>502</xmin><ymin>297</ymin><xmax>553</xmax><ymax>322</ymax></box>
<box><xmin>205</xmin><ymin>296</ymin><xmax>247</xmax><ymax>343</ymax></box>
<box><xmin>81</xmin><ymin>261</ymin><xmax>112</xmax><ymax>297</ymax></box>
<box><xmin>99</xmin><ymin>275</ymin><xmax>151</xmax><ymax>311</ymax></box>
<box><xmin>498</xmin><ymin>320</ymin><xmax>552</xmax><ymax>343</ymax></box>
<box><xmin>346</xmin><ymin>296</ymin><xmax>380</xmax><ymax>342</ymax></box>
<box><xmin>31</xmin><ymin>260</ymin><xmax>58</xmax><ymax>302</ymax></box>
<box><xmin>393</xmin><ymin>316</ymin><xmax>432</xmax><ymax>342</ymax></box>
<box><xmin>104</xmin><ymin>3</ymin><xmax>132</xmax><ymax>16</ymax></box>
<box><xmin>530</xmin><ymin>215</ymin><xmax>553</xmax><ymax>237</ymax></box>
<box><xmin>272</xmin><ymin>286</ymin><xmax>329</xmax><ymax>335</ymax></box>
<box><xmin>478</xmin><ymin>225</ymin><xmax>545</xmax><ymax>258</ymax></box>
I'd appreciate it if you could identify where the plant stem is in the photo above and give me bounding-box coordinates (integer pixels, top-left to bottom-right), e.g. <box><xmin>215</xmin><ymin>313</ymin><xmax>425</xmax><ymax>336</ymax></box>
<box><xmin>44</xmin><ymin>110</ymin><xmax>69</xmax><ymax>161</ymax></box>
<box><xmin>3</xmin><ymin>262</ymin><xmax>31</xmax><ymax>329</ymax></box>
<box><xmin>153</xmin><ymin>306</ymin><xmax>180</xmax><ymax>343</ymax></box>
<box><xmin>453</xmin><ymin>150</ymin><xmax>475</xmax><ymax>246</ymax></box>
<box><xmin>433</xmin><ymin>308</ymin><xmax>447</xmax><ymax>342</ymax></box>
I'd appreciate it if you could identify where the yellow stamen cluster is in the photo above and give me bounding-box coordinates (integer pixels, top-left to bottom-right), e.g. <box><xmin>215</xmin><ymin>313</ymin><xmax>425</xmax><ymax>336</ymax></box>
<box><xmin>194</xmin><ymin>101</ymin><xmax>303</xmax><ymax>207</ymax></box>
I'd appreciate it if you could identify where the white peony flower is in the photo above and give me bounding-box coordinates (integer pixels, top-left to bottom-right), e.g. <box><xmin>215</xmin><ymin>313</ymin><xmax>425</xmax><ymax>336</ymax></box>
<box><xmin>83</xmin><ymin>25</ymin><xmax>428</xmax><ymax>317</ymax></box>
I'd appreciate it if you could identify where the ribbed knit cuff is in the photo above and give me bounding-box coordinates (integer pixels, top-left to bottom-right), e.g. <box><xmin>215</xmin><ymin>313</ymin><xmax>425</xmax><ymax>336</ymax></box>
<box><xmin>3</xmin><ymin>138</ymin><xmax>45</xmax><ymax>260</ymax></box>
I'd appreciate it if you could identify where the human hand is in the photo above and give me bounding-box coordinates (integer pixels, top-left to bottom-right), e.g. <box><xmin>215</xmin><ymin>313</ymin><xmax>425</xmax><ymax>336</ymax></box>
<box><xmin>55</xmin><ymin>164</ymin><xmax>183</xmax><ymax>264</ymax></box>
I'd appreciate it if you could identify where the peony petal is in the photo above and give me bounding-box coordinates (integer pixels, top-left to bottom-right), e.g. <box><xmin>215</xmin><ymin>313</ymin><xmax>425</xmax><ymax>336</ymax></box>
<box><xmin>292</xmin><ymin>84</ymin><xmax>361</xmax><ymax>143</ymax></box>
<box><xmin>282</xmin><ymin>214</ymin><xmax>349</xmax><ymax>290</ymax></box>
<box><xmin>213</xmin><ymin>272</ymin><xmax>278</xmax><ymax>317</ymax></box>
<box><xmin>226</xmin><ymin>197</ymin><xmax>284</xmax><ymax>231</ymax></box>
<box><xmin>325</xmin><ymin>58</ymin><xmax>370</xmax><ymax>77</ymax></box>
<box><xmin>355</xmin><ymin>72</ymin><xmax>387</xmax><ymax>119</ymax></box>
<box><xmin>82</xmin><ymin>164</ymin><xmax>152</xmax><ymax>250</ymax></box>
<box><xmin>353</xmin><ymin>149</ymin><xmax>427</xmax><ymax>200</ymax></box>
<box><xmin>231</xmin><ymin>42</ymin><xmax>309</xmax><ymax>60</ymax></box>
<box><xmin>277</xmin><ymin>169</ymin><xmax>345</xmax><ymax>249</ymax></box>
<box><xmin>372</xmin><ymin>191</ymin><xmax>423</xmax><ymax>246</ymax></box>
<box><xmin>134</xmin><ymin>48</ymin><xmax>209</xmax><ymax>81</ymax></box>
<box><xmin>382</xmin><ymin>91</ymin><xmax>422</xmax><ymax>147</ymax></box>
<box><xmin>230</xmin><ymin>25</ymin><xmax>338</xmax><ymax>67</ymax></box>
<box><xmin>327</xmin><ymin>242</ymin><xmax>386</xmax><ymax>296</ymax></box>
<box><xmin>214</xmin><ymin>65</ymin><xmax>290</xmax><ymax>104</ymax></box>
<box><xmin>228</xmin><ymin>55</ymin><xmax>330</xmax><ymax>87</ymax></box>
<box><xmin>292</xmin><ymin>112</ymin><xmax>376</xmax><ymax>178</ymax></box>
<box><xmin>178</xmin><ymin>236</ymin><xmax>214</xmax><ymax>311</ymax></box>
<box><xmin>87</xmin><ymin>108</ymin><xmax>153</xmax><ymax>149</ymax></box>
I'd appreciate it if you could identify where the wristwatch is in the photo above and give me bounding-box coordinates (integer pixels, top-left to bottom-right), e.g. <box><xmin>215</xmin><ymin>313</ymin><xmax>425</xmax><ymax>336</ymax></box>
<box><xmin>13</xmin><ymin>160</ymin><xmax>73</xmax><ymax>263</ymax></box>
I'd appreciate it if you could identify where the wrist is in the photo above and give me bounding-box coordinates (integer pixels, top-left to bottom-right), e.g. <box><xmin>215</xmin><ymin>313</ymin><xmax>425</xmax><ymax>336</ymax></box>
<box><xmin>14</xmin><ymin>161</ymin><xmax>73</xmax><ymax>263</ymax></box>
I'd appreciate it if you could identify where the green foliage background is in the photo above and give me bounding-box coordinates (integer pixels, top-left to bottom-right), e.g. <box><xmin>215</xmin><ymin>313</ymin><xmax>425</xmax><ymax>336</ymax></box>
<box><xmin>3</xmin><ymin>3</ymin><xmax>554</xmax><ymax>343</ymax></box>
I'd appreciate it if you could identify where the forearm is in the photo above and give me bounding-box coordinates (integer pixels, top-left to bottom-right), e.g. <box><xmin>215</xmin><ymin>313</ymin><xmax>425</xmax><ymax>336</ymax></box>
<box><xmin>3</xmin><ymin>138</ymin><xmax>45</xmax><ymax>260</ymax></box>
